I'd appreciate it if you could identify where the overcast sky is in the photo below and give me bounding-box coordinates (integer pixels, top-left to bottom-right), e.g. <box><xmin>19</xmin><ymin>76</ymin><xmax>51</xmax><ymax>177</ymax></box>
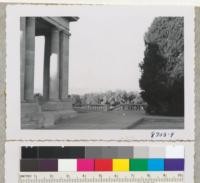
<box><xmin>34</xmin><ymin>7</ymin><xmax>173</xmax><ymax>95</ymax></box>
<box><xmin>68</xmin><ymin>8</ymin><xmax>156</xmax><ymax>95</ymax></box>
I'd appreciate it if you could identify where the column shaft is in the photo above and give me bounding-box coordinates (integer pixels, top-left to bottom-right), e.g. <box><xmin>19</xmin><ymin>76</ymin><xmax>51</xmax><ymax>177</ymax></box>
<box><xmin>20</xmin><ymin>17</ymin><xmax>26</xmax><ymax>102</ymax></box>
<box><xmin>43</xmin><ymin>34</ymin><xmax>51</xmax><ymax>100</ymax></box>
<box><xmin>49</xmin><ymin>28</ymin><xmax>60</xmax><ymax>101</ymax></box>
<box><xmin>24</xmin><ymin>17</ymin><xmax>35</xmax><ymax>102</ymax></box>
<box><xmin>59</xmin><ymin>32</ymin><xmax>70</xmax><ymax>101</ymax></box>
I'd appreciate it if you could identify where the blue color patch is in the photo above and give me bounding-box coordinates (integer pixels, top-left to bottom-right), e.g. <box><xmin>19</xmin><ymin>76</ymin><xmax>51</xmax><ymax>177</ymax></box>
<box><xmin>148</xmin><ymin>159</ymin><xmax>164</xmax><ymax>171</ymax></box>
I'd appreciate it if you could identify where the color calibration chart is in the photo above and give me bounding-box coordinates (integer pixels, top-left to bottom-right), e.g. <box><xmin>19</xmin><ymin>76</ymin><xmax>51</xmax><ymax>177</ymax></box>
<box><xmin>19</xmin><ymin>146</ymin><xmax>184</xmax><ymax>183</ymax></box>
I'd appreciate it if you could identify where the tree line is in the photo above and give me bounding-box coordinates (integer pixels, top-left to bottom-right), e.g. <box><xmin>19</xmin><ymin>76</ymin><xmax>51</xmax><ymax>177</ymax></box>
<box><xmin>71</xmin><ymin>90</ymin><xmax>144</xmax><ymax>107</ymax></box>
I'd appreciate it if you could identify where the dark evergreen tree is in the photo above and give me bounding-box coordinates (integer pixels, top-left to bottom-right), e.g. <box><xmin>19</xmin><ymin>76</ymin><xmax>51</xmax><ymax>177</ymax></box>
<box><xmin>139</xmin><ymin>17</ymin><xmax>184</xmax><ymax>116</ymax></box>
<box><xmin>139</xmin><ymin>43</ymin><xmax>169</xmax><ymax>115</ymax></box>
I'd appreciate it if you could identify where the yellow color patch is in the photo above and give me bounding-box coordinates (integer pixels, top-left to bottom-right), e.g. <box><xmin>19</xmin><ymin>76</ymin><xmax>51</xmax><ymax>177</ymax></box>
<box><xmin>112</xmin><ymin>159</ymin><xmax>129</xmax><ymax>171</ymax></box>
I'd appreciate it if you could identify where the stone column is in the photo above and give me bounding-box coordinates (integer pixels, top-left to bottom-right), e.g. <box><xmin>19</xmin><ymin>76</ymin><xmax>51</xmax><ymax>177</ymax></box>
<box><xmin>49</xmin><ymin>28</ymin><xmax>60</xmax><ymax>101</ymax></box>
<box><xmin>20</xmin><ymin>17</ymin><xmax>26</xmax><ymax>102</ymax></box>
<box><xmin>59</xmin><ymin>31</ymin><xmax>70</xmax><ymax>101</ymax></box>
<box><xmin>43</xmin><ymin>34</ymin><xmax>51</xmax><ymax>100</ymax></box>
<box><xmin>24</xmin><ymin>17</ymin><xmax>35</xmax><ymax>102</ymax></box>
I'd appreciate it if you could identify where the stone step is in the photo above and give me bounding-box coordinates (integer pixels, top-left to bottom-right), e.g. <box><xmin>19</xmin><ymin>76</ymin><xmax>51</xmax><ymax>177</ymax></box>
<box><xmin>41</xmin><ymin>110</ymin><xmax>77</xmax><ymax>127</ymax></box>
<box><xmin>21</xmin><ymin>101</ymin><xmax>77</xmax><ymax>129</ymax></box>
<box><xmin>21</xmin><ymin>102</ymin><xmax>40</xmax><ymax>114</ymax></box>
<box><xmin>21</xmin><ymin>110</ymin><xmax>77</xmax><ymax>129</ymax></box>
<box><xmin>21</xmin><ymin>121</ymin><xmax>38</xmax><ymax>129</ymax></box>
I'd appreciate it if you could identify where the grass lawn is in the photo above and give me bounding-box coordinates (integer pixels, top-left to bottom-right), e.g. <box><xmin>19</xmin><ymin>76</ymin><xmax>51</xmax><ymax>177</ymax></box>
<box><xmin>45</xmin><ymin>111</ymin><xmax>184</xmax><ymax>129</ymax></box>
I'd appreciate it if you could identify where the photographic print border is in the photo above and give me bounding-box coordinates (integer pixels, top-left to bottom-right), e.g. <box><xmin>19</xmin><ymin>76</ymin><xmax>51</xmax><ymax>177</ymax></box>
<box><xmin>5</xmin><ymin>5</ymin><xmax>195</xmax><ymax>140</ymax></box>
<box><xmin>0</xmin><ymin>2</ymin><xmax>200</xmax><ymax>183</ymax></box>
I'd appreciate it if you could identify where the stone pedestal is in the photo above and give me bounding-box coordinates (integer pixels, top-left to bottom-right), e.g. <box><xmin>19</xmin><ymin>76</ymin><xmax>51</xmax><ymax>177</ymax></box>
<box><xmin>40</xmin><ymin>99</ymin><xmax>77</xmax><ymax>127</ymax></box>
<box><xmin>21</xmin><ymin>101</ymin><xmax>77</xmax><ymax>129</ymax></box>
<box><xmin>21</xmin><ymin>102</ymin><xmax>40</xmax><ymax>129</ymax></box>
<box><xmin>42</xmin><ymin>100</ymin><xmax>73</xmax><ymax>111</ymax></box>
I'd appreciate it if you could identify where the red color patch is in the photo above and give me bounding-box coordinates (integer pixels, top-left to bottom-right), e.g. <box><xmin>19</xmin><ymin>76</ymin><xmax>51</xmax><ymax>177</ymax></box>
<box><xmin>95</xmin><ymin>159</ymin><xmax>112</xmax><ymax>171</ymax></box>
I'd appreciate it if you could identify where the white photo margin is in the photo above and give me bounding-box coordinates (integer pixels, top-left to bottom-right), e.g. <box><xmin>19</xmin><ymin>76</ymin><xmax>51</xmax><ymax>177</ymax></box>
<box><xmin>6</xmin><ymin>5</ymin><xmax>195</xmax><ymax>140</ymax></box>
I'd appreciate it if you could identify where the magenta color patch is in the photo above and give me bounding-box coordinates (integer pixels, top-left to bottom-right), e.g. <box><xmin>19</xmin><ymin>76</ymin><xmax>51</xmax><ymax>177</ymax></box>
<box><xmin>77</xmin><ymin>159</ymin><xmax>94</xmax><ymax>171</ymax></box>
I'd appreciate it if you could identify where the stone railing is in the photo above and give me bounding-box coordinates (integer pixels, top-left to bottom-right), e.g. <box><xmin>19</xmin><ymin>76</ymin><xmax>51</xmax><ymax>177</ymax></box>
<box><xmin>73</xmin><ymin>104</ymin><xmax>109</xmax><ymax>112</ymax></box>
<box><xmin>73</xmin><ymin>104</ymin><xmax>146</xmax><ymax>112</ymax></box>
<box><xmin>119</xmin><ymin>104</ymin><xmax>145</xmax><ymax>111</ymax></box>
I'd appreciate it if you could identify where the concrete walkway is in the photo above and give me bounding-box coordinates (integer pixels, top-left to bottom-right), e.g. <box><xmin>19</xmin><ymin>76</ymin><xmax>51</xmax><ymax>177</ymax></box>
<box><xmin>45</xmin><ymin>111</ymin><xmax>184</xmax><ymax>129</ymax></box>
<box><xmin>127</xmin><ymin>115</ymin><xmax>184</xmax><ymax>129</ymax></box>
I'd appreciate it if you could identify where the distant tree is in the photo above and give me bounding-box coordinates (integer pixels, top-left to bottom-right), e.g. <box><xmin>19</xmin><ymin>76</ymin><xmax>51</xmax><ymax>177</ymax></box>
<box><xmin>127</xmin><ymin>92</ymin><xmax>136</xmax><ymax>104</ymax></box>
<box><xmin>139</xmin><ymin>17</ymin><xmax>184</xmax><ymax>116</ymax></box>
<box><xmin>75</xmin><ymin>91</ymin><xmax>144</xmax><ymax>106</ymax></box>
<box><xmin>133</xmin><ymin>93</ymin><xmax>144</xmax><ymax>104</ymax></box>
<box><xmin>71</xmin><ymin>95</ymin><xmax>82</xmax><ymax>106</ymax></box>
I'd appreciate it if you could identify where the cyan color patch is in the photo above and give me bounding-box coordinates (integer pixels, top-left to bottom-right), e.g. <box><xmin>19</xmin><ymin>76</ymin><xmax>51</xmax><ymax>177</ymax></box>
<box><xmin>148</xmin><ymin>159</ymin><xmax>164</xmax><ymax>171</ymax></box>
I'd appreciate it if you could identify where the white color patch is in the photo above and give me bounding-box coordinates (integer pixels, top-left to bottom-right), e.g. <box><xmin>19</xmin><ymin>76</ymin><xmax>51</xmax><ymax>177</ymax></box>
<box><xmin>58</xmin><ymin>159</ymin><xmax>77</xmax><ymax>172</ymax></box>
<box><xmin>165</xmin><ymin>145</ymin><xmax>184</xmax><ymax>158</ymax></box>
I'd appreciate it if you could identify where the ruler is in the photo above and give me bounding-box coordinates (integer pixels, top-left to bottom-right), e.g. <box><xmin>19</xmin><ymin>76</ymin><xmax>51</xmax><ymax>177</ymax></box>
<box><xmin>19</xmin><ymin>172</ymin><xmax>184</xmax><ymax>183</ymax></box>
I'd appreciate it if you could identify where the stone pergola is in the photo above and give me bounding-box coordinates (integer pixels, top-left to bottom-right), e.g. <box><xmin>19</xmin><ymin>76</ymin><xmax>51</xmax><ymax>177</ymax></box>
<box><xmin>20</xmin><ymin>17</ymin><xmax>79</xmax><ymax>128</ymax></box>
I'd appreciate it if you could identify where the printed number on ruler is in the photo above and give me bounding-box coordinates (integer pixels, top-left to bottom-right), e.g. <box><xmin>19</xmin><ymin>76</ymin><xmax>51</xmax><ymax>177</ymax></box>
<box><xmin>19</xmin><ymin>172</ymin><xmax>184</xmax><ymax>183</ymax></box>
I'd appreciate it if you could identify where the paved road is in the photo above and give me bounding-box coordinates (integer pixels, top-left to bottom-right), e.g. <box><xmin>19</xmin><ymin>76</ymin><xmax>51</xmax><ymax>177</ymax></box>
<box><xmin>45</xmin><ymin>111</ymin><xmax>184</xmax><ymax>129</ymax></box>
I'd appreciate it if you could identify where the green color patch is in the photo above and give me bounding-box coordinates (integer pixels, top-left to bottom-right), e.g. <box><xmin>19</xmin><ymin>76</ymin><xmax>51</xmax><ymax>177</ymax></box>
<box><xmin>130</xmin><ymin>159</ymin><xmax>148</xmax><ymax>171</ymax></box>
